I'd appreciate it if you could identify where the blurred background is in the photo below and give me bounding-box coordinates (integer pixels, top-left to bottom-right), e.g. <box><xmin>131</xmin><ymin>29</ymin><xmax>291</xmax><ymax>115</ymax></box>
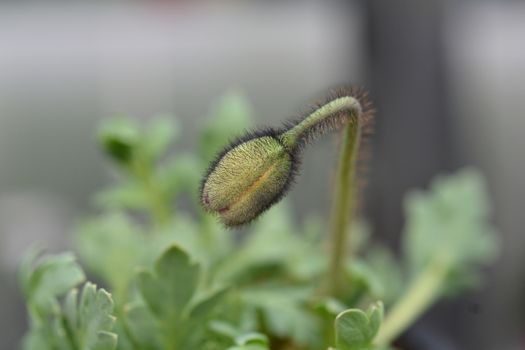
<box><xmin>0</xmin><ymin>0</ymin><xmax>524</xmax><ymax>349</ymax></box>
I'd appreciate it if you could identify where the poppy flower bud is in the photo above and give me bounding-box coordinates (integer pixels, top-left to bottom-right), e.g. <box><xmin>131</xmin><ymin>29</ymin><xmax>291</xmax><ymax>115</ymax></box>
<box><xmin>200</xmin><ymin>131</ymin><xmax>296</xmax><ymax>227</ymax></box>
<box><xmin>200</xmin><ymin>87</ymin><xmax>374</xmax><ymax>227</ymax></box>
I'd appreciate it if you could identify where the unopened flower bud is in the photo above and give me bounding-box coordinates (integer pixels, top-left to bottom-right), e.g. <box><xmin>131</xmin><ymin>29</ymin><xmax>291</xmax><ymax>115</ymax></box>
<box><xmin>200</xmin><ymin>132</ymin><xmax>296</xmax><ymax>227</ymax></box>
<box><xmin>200</xmin><ymin>87</ymin><xmax>374</xmax><ymax>227</ymax></box>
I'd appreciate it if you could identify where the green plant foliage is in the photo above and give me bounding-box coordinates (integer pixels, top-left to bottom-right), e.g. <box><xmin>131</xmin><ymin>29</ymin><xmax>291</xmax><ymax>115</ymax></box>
<box><xmin>333</xmin><ymin>302</ymin><xmax>383</xmax><ymax>350</ymax></box>
<box><xmin>19</xmin><ymin>250</ymin><xmax>117</xmax><ymax>350</ymax></box>
<box><xmin>137</xmin><ymin>246</ymin><xmax>199</xmax><ymax>322</ymax></box>
<box><xmin>19</xmin><ymin>249</ymin><xmax>86</xmax><ymax>319</ymax></box>
<box><xmin>75</xmin><ymin>213</ymin><xmax>146</xmax><ymax>299</ymax></box>
<box><xmin>62</xmin><ymin>283</ymin><xmax>118</xmax><ymax>350</ymax></box>
<box><xmin>374</xmin><ymin>169</ymin><xmax>499</xmax><ymax>346</ymax></box>
<box><xmin>403</xmin><ymin>168</ymin><xmax>498</xmax><ymax>294</ymax></box>
<box><xmin>98</xmin><ymin>118</ymin><xmax>141</xmax><ymax>165</ymax></box>
<box><xmin>19</xmin><ymin>90</ymin><xmax>498</xmax><ymax>350</ymax></box>
<box><xmin>199</xmin><ymin>91</ymin><xmax>253</xmax><ymax>163</ymax></box>
<box><xmin>209</xmin><ymin>321</ymin><xmax>270</xmax><ymax>350</ymax></box>
<box><xmin>133</xmin><ymin>245</ymin><xmax>227</xmax><ymax>349</ymax></box>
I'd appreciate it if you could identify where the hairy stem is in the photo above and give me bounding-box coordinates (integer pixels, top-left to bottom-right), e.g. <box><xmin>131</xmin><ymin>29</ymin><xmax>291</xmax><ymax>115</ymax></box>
<box><xmin>374</xmin><ymin>257</ymin><xmax>449</xmax><ymax>346</ymax></box>
<box><xmin>280</xmin><ymin>97</ymin><xmax>361</xmax><ymax>149</ymax></box>
<box><xmin>328</xmin><ymin>118</ymin><xmax>361</xmax><ymax>297</ymax></box>
<box><xmin>281</xmin><ymin>95</ymin><xmax>364</xmax><ymax>298</ymax></box>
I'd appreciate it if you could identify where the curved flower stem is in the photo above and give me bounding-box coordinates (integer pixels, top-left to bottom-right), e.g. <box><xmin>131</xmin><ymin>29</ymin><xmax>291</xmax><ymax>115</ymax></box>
<box><xmin>280</xmin><ymin>97</ymin><xmax>361</xmax><ymax>150</ymax></box>
<box><xmin>328</xmin><ymin>117</ymin><xmax>361</xmax><ymax>297</ymax></box>
<box><xmin>280</xmin><ymin>94</ymin><xmax>367</xmax><ymax>297</ymax></box>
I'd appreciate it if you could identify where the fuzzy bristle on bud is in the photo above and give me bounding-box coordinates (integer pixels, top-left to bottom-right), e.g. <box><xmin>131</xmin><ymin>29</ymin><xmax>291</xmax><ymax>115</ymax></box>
<box><xmin>200</xmin><ymin>133</ymin><xmax>295</xmax><ymax>227</ymax></box>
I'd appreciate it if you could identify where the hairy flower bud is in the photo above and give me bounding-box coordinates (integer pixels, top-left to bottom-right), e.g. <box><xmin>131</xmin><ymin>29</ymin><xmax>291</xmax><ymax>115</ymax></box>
<box><xmin>200</xmin><ymin>131</ymin><xmax>296</xmax><ymax>227</ymax></box>
<box><xmin>200</xmin><ymin>87</ymin><xmax>374</xmax><ymax>228</ymax></box>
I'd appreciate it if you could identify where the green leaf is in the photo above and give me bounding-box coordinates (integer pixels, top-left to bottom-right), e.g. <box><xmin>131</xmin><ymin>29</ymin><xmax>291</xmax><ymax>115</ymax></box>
<box><xmin>75</xmin><ymin>213</ymin><xmax>146</xmax><ymax>298</ymax></box>
<box><xmin>64</xmin><ymin>282</ymin><xmax>118</xmax><ymax>350</ymax></box>
<box><xmin>214</xmin><ymin>202</ymin><xmax>324</xmax><ymax>285</ymax></box>
<box><xmin>157</xmin><ymin>153</ymin><xmax>202</xmax><ymax>199</ymax></box>
<box><xmin>315</xmin><ymin>297</ymin><xmax>348</xmax><ymax>318</ymax></box>
<box><xmin>143</xmin><ymin>117</ymin><xmax>179</xmax><ymax>160</ymax></box>
<box><xmin>228</xmin><ymin>332</ymin><xmax>270</xmax><ymax>350</ymax></box>
<box><xmin>364</xmin><ymin>247</ymin><xmax>403</xmax><ymax>305</ymax></box>
<box><xmin>210</xmin><ymin>322</ymin><xmax>270</xmax><ymax>350</ymax></box>
<box><xmin>189</xmin><ymin>287</ymin><xmax>228</xmax><ymax>319</ymax></box>
<box><xmin>403</xmin><ymin>168</ymin><xmax>498</xmax><ymax>294</ymax></box>
<box><xmin>334</xmin><ymin>302</ymin><xmax>384</xmax><ymax>350</ymax></box>
<box><xmin>235</xmin><ymin>332</ymin><xmax>269</xmax><ymax>346</ymax></box>
<box><xmin>94</xmin><ymin>182</ymin><xmax>150</xmax><ymax>210</ymax></box>
<box><xmin>20</xmin><ymin>250</ymin><xmax>88</xmax><ymax>349</ymax></box>
<box><xmin>98</xmin><ymin>118</ymin><xmax>140</xmax><ymax>165</ymax></box>
<box><xmin>18</xmin><ymin>246</ymin><xmax>44</xmax><ymax>298</ymax></box>
<box><xmin>241</xmin><ymin>286</ymin><xmax>320</xmax><ymax>346</ymax></box>
<box><xmin>199</xmin><ymin>91</ymin><xmax>253</xmax><ymax>162</ymax></box>
<box><xmin>122</xmin><ymin>302</ymin><xmax>161</xmax><ymax>349</ymax></box>
<box><xmin>137</xmin><ymin>245</ymin><xmax>200</xmax><ymax>322</ymax></box>
<box><xmin>209</xmin><ymin>320</ymin><xmax>240</xmax><ymax>340</ymax></box>
<box><xmin>22</xmin><ymin>251</ymin><xmax>86</xmax><ymax>317</ymax></box>
<box><xmin>227</xmin><ymin>345</ymin><xmax>269</xmax><ymax>350</ymax></box>
<box><xmin>346</xmin><ymin>248</ymin><xmax>402</xmax><ymax>306</ymax></box>
<box><xmin>21</xmin><ymin>331</ymin><xmax>51</xmax><ymax>350</ymax></box>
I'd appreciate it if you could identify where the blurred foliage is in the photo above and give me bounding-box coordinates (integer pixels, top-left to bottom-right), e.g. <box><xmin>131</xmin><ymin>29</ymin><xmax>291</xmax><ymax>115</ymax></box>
<box><xmin>332</xmin><ymin>302</ymin><xmax>383</xmax><ymax>350</ymax></box>
<box><xmin>19</xmin><ymin>250</ymin><xmax>117</xmax><ymax>350</ymax></box>
<box><xmin>403</xmin><ymin>169</ymin><xmax>499</xmax><ymax>295</ymax></box>
<box><xmin>19</xmin><ymin>91</ymin><xmax>498</xmax><ymax>350</ymax></box>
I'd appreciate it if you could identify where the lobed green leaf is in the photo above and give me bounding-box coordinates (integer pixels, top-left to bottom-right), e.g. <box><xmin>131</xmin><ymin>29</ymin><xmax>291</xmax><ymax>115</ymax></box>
<box><xmin>334</xmin><ymin>302</ymin><xmax>384</xmax><ymax>350</ymax></box>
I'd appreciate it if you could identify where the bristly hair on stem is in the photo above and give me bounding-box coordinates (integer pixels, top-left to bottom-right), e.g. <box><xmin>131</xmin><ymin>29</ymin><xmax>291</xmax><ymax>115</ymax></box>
<box><xmin>280</xmin><ymin>86</ymin><xmax>375</xmax><ymax>153</ymax></box>
<box><xmin>199</xmin><ymin>86</ymin><xmax>375</xmax><ymax>228</ymax></box>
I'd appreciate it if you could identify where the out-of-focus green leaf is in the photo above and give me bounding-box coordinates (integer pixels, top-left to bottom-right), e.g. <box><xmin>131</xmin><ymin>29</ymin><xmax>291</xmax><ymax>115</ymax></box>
<box><xmin>199</xmin><ymin>91</ymin><xmax>253</xmax><ymax>162</ymax></box>
<box><xmin>364</xmin><ymin>247</ymin><xmax>403</xmax><ymax>305</ymax></box>
<box><xmin>75</xmin><ymin>213</ymin><xmax>146</xmax><ymax>298</ymax></box>
<box><xmin>137</xmin><ymin>245</ymin><xmax>199</xmax><ymax>322</ymax></box>
<box><xmin>210</xmin><ymin>321</ymin><xmax>270</xmax><ymax>350</ymax></box>
<box><xmin>227</xmin><ymin>331</ymin><xmax>270</xmax><ymax>350</ymax></box>
<box><xmin>214</xmin><ymin>202</ymin><xmax>324</xmax><ymax>285</ymax></box>
<box><xmin>189</xmin><ymin>287</ymin><xmax>229</xmax><ymax>320</ymax></box>
<box><xmin>403</xmin><ymin>168</ymin><xmax>498</xmax><ymax>294</ymax></box>
<box><xmin>19</xmin><ymin>250</ymin><xmax>117</xmax><ymax>350</ymax></box>
<box><xmin>63</xmin><ymin>283</ymin><xmax>118</xmax><ymax>350</ymax></box>
<box><xmin>98</xmin><ymin>118</ymin><xmax>140</xmax><ymax>165</ymax></box>
<box><xmin>241</xmin><ymin>286</ymin><xmax>320</xmax><ymax>347</ymax></box>
<box><xmin>18</xmin><ymin>246</ymin><xmax>44</xmax><ymax>299</ymax></box>
<box><xmin>94</xmin><ymin>182</ymin><xmax>150</xmax><ymax>210</ymax></box>
<box><xmin>20</xmin><ymin>250</ymin><xmax>85</xmax><ymax>317</ymax></box>
<box><xmin>315</xmin><ymin>298</ymin><xmax>348</xmax><ymax>318</ymax></box>
<box><xmin>213</xmin><ymin>203</ymin><xmax>295</xmax><ymax>283</ymax></box>
<box><xmin>148</xmin><ymin>214</ymin><xmax>206</xmax><ymax>263</ymax></box>
<box><xmin>334</xmin><ymin>302</ymin><xmax>384</xmax><ymax>350</ymax></box>
<box><xmin>346</xmin><ymin>248</ymin><xmax>402</xmax><ymax>307</ymax></box>
<box><xmin>122</xmin><ymin>301</ymin><xmax>161</xmax><ymax>349</ymax></box>
<box><xmin>98</xmin><ymin>116</ymin><xmax>178</xmax><ymax>166</ymax></box>
<box><xmin>134</xmin><ymin>245</ymin><xmax>230</xmax><ymax>349</ymax></box>
<box><xmin>143</xmin><ymin>117</ymin><xmax>179</xmax><ymax>161</ymax></box>
<box><xmin>157</xmin><ymin>153</ymin><xmax>202</xmax><ymax>199</ymax></box>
